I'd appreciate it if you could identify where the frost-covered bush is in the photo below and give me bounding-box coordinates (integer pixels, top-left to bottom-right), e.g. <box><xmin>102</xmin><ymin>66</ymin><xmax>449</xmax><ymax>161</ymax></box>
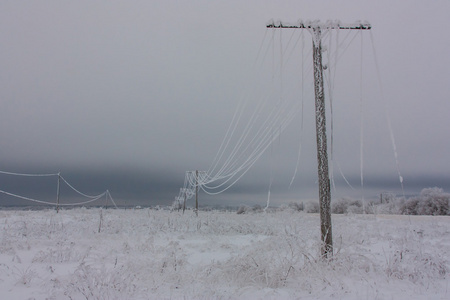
<box><xmin>376</xmin><ymin>197</ymin><xmax>405</xmax><ymax>215</ymax></box>
<box><xmin>237</xmin><ymin>204</ymin><xmax>264</xmax><ymax>214</ymax></box>
<box><xmin>288</xmin><ymin>201</ymin><xmax>304</xmax><ymax>211</ymax></box>
<box><xmin>171</xmin><ymin>199</ymin><xmax>182</xmax><ymax>211</ymax></box>
<box><xmin>331</xmin><ymin>198</ymin><xmax>346</xmax><ymax>214</ymax></box>
<box><xmin>380</xmin><ymin>192</ymin><xmax>397</xmax><ymax>204</ymax></box>
<box><xmin>252</xmin><ymin>204</ymin><xmax>263</xmax><ymax>213</ymax></box>
<box><xmin>402</xmin><ymin>197</ymin><xmax>420</xmax><ymax>215</ymax></box>
<box><xmin>305</xmin><ymin>201</ymin><xmax>319</xmax><ymax>213</ymax></box>
<box><xmin>236</xmin><ymin>205</ymin><xmax>250</xmax><ymax>214</ymax></box>
<box><xmin>400</xmin><ymin>187</ymin><xmax>449</xmax><ymax>215</ymax></box>
<box><xmin>331</xmin><ymin>197</ymin><xmax>363</xmax><ymax>214</ymax></box>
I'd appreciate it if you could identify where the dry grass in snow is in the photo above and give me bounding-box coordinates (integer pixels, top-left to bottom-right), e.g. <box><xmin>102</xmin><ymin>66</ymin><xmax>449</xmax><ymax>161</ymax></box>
<box><xmin>0</xmin><ymin>208</ymin><xmax>448</xmax><ymax>299</ymax></box>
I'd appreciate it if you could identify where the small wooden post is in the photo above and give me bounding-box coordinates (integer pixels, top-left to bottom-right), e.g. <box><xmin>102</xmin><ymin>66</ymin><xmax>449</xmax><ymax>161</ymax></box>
<box><xmin>183</xmin><ymin>191</ymin><xmax>186</xmax><ymax>214</ymax></box>
<box><xmin>195</xmin><ymin>170</ymin><xmax>199</xmax><ymax>216</ymax></box>
<box><xmin>56</xmin><ymin>172</ymin><xmax>61</xmax><ymax>213</ymax></box>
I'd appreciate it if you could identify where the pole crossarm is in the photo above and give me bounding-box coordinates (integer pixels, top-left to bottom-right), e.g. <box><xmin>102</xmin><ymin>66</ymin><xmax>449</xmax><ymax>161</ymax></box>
<box><xmin>267</xmin><ymin>20</ymin><xmax>371</xmax><ymax>30</ymax></box>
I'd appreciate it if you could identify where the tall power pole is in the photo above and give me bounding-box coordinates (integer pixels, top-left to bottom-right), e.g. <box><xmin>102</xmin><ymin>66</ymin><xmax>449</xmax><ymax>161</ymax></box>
<box><xmin>267</xmin><ymin>20</ymin><xmax>371</xmax><ymax>257</ymax></box>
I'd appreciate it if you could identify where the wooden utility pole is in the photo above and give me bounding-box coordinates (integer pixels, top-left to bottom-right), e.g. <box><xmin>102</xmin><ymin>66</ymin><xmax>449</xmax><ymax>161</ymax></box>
<box><xmin>267</xmin><ymin>20</ymin><xmax>371</xmax><ymax>257</ymax></box>
<box><xmin>311</xmin><ymin>25</ymin><xmax>333</xmax><ymax>256</ymax></box>
<box><xmin>184</xmin><ymin>171</ymin><xmax>200</xmax><ymax>216</ymax></box>
<box><xmin>186</xmin><ymin>170</ymin><xmax>206</xmax><ymax>216</ymax></box>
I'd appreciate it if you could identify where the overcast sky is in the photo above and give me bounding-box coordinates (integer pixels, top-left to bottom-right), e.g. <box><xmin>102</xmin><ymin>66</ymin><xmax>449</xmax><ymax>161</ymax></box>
<box><xmin>1</xmin><ymin>0</ymin><xmax>449</xmax><ymax>207</ymax></box>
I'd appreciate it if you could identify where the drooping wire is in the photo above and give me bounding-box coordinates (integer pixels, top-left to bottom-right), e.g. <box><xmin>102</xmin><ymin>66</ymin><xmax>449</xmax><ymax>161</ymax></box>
<box><xmin>359</xmin><ymin>30</ymin><xmax>365</xmax><ymax>210</ymax></box>
<box><xmin>201</xmin><ymin>99</ymin><xmax>302</xmax><ymax>195</ymax></box>
<box><xmin>60</xmin><ymin>175</ymin><xmax>106</xmax><ymax>199</ymax></box>
<box><xmin>325</xmin><ymin>28</ymin><xmax>336</xmax><ymax>193</ymax></box>
<box><xmin>369</xmin><ymin>31</ymin><xmax>405</xmax><ymax>197</ymax></box>
<box><xmin>106</xmin><ymin>190</ymin><xmax>118</xmax><ymax>209</ymax></box>
<box><xmin>208</xmin><ymin>29</ymin><xmax>273</xmax><ymax>176</ymax></box>
<box><xmin>207</xmin><ymin>30</ymin><xmax>274</xmax><ymax>176</ymax></box>
<box><xmin>201</xmin><ymin>26</ymin><xmax>313</xmax><ymax>196</ymax></box>
<box><xmin>0</xmin><ymin>188</ymin><xmax>107</xmax><ymax>206</ymax></box>
<box><xmin>194</xmin><ymin>25</ymin><xmax>370</xmax><ymax>200</ymax></box>
<box><xmin>0</xmin><ymin>169</ymin><xmax>114</xmax><ymax>207</ymax></box>
<box><xmin>0</xmin><ymin>170</ymin><xmax>58</xmax><ymax>177</ymax></box>
<box><xmin>266</xmin><ymin>128</ymin><xmax>274</xmax><ymax>211</ymax></box>
<box><xmin>289</xmin><ymin>30</ymin><xmax>305</xmax><ymax>188</ymax></box>
<box><xmin>206</xmin><ymin>31</ymin><xmax>289</xmax><ymax>184</ymax></box>
<box><xmin>323</xmin><ymin>29</ymin><xmax>364</xmax><ymax>193</ymax></box>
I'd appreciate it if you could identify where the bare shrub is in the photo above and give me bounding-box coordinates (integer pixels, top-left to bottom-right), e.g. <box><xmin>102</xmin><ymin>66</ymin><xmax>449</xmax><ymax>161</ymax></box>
<box><xmin>288</xmin><ymin>202</ymin><xmax>304</xmax><ymax>211</ymax></box>
<box><xmin>252</xmin><ymin>204</ymin><xmax>263</xmax><ymax>213</ymax></box>
<box><xmin>376</xmin><ymin>196</ymin><xmax>405</xmax><ymax>214</ymax></box>
<box><xmin>305</xmin><ymin>201</ymin><xmax>319</xmax><ymax>213</ymax></box>
<box><xmin>236</xmin><ymin>205</ymin><xmax>249</xmax><ymax>214</ymax></box>
<box><xmin>400</xmin><ymin>188</ymin><xmax>449</xmax><ymax>215</ymax></box>
<box><xmin>332</xmin><ymin>198</ymin><xmax>363</xmax><ymax>214</ymax></box>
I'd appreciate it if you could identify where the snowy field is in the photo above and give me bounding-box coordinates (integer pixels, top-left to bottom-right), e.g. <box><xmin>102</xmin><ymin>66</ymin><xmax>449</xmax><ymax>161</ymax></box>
<box><xmin>0</xmin><ymin>208</ymin><xmax>448</xmax><ymax>299</ymax></box>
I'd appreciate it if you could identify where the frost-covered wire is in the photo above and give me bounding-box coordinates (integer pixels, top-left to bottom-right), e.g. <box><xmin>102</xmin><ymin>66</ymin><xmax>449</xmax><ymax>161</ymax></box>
<box><xmin>106</xmin><ymin>190</ymin><xmax>118</xmax><ymax>209</ymax></box>
<box><xmin>210</xmin><ymin>28</ymin><xmax>304</xmax><ymax>180</ymax></box>
<box><xmin>359</xmin><ymin>30</ymin><xmax>365</xmax><ymax>208</ymax></box>
<box><xmin>0</xmin><ymin>189</ymin><xmax>59</xmax><ymax>205</ymax></box>
<box><xmin>369</xmin><ymin>31</ymin><xmax>405</xmax><ymax>197</ymax></box>
<box><xmin>325</xmin><ymin>30</ymin><xmax>336</xmax><ymax>193</ymax></box>
<box><xmin>0</xmin><ymin>170</ymin><xmax>58</xmax><ymax>177</ymax></box>
<box><xmin>209</xmin><ymin>69</ymin><xmax>305</xmax><ymax>182</ymax></box>
<box><xmin>289</xmin><ymin>30</ymin><xmax>306</xmax><ymax>188</ymax></box>
<box><xmin>0</xmin><ymin>169</ymin><xmax>114</xmax><ymax>207</ymax></box>
<box><xmin>201</xmin><ymin>100</ymin><xmax>301</xmax><ymax>194</ymax></box>
<box><xmin>59</xmin><ymin>175</ymin><xmax>105</xmax><ymax>199</ymax></box>
<box><xmin>195</xmin><ymin>28</ymin><xmax>309</xmax><ymax>195</ymax></box>
<box><xmin>208</xmin><ymin>30</ymin><xmax>274</xmax><ymax>176</ymax></box>
<box><xmin>59</xmin><ymin>192</ymin><xmax>107</xmax><ymax>206</ymax></box>
<box><xmin>179</xmin><ymin>25</ymin><xmax>374</xmax><ymax>201</ymax></box>
<box><xmin>0</xmin><ymin>188</ymin><xmax>107</xmax><ymax>206</ymax></box>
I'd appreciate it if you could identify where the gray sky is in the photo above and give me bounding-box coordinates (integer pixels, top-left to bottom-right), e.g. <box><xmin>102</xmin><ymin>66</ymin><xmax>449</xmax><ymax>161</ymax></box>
<box><xmin>1</xmin><ymin>0</ymin><xmax>449</xmax><ymax>207</ymax></box>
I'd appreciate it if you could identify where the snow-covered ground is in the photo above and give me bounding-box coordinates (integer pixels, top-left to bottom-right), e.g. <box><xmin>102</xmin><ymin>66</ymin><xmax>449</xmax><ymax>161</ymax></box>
<box><xmin>0</xmin><ymin>208</ymin><xmax>448</xmax><ymax>299</ymax></box>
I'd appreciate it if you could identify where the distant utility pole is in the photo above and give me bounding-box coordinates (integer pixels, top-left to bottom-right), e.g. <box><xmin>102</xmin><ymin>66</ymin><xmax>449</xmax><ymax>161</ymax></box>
<box><xmin>187</xmin><ymin>170</ymin><xmax>206</xmax><ymax>216</ymax></box>
<box><xmin>267</xmin><ymin>20</ymin><xmax>371</xmax><ymax>257</ymax></box>
<box><xmin>56</xmin><ymin>172</ymin><xmax>61</xmax><ymax>213</ymax></box>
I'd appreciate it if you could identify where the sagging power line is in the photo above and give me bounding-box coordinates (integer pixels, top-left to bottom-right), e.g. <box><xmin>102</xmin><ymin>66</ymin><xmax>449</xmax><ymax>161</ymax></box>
<box><xmin>0</xmin><ymin>169</ymin><xmax>117</xmax><ymax>210</ymax></box>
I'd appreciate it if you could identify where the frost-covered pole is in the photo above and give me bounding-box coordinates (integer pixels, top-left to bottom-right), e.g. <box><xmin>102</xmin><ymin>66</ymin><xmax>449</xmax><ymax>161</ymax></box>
<box><xmin>267</xmin><ymin>20</ymin><xmax>371</xmax><ymax>258</ymax></box>
<box><xmin>311</xmin><ymin>26</ymin><xmax>333</xmax><ymax>257</ymax></box>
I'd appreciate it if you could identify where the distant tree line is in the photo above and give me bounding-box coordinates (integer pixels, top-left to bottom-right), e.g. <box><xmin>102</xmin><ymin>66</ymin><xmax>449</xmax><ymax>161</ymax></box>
<box><xmin>235</xmin><ymin>187</ymin><xmax>449</xmax><ymax>216</ymax></box>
